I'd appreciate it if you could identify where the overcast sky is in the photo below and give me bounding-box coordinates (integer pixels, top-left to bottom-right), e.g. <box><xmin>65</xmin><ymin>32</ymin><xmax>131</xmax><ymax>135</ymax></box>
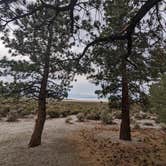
<box><xmin>0</xmin><ymin>41</ymin><xmax>104</xmax><ymax>101</ymax></box>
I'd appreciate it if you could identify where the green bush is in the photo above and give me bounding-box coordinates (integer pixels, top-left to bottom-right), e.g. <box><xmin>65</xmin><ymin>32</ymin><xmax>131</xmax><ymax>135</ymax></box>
<box><xmin>100</xmin><ymin>111</ymin><xmax>113</xmax><ymax>124</ymax></box>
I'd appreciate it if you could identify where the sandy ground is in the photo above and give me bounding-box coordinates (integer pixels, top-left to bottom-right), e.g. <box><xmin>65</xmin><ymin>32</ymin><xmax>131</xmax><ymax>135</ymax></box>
<box><xmin>0</xmin><ymin>116</ymin><xmax>166</xmax><ymax>166</ymax></box>
<box><xmin>0</xmin><ymin>116</ymin><xmax>96</xmax><ymax>166</ymax></box>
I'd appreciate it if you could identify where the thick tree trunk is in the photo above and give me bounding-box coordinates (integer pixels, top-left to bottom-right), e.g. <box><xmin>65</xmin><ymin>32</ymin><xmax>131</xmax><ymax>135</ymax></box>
<box><xmin>28</xmin><ymin>25</ymin><xmax>52</xmax><ymax>148</ymax></box>
<box><xmin>119</xmin><ymin>57</ymin><xmax>131</xmax><ymax>141</ymax></box>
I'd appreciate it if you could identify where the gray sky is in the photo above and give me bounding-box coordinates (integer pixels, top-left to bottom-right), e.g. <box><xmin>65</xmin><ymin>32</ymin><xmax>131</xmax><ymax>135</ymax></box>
<box><xmin>0</xmin><ymin>41</ymin><xmax>103</xmax><ymax>101</ymax></box>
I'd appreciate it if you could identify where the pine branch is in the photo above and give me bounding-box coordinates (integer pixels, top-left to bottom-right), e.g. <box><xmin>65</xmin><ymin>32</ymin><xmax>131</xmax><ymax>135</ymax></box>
<box><xmin>81</xmin><ymin>0</ymin><xmax>163</xmax><ymax>57</ymax></box>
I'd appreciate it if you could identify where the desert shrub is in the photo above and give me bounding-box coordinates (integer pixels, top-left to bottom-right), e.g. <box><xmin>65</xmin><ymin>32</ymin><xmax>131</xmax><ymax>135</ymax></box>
<box><xmin>77</xmin><ymin>112</ymin><xmax>85</xmax><ymax>122</ymax></box>
<box><xmin>82</xmin><ymin>109</ymin><xmax>91</xmax><ymax>115</ymax></box>
<box><xmin>70</xmin><ymin>109</ymin><xmax>80</xmax><ymax>115</ymax></box>
<box><xmin>100</xmin><ymin>111</ymin><xmax>113</xmax><ymax>124</ymax></box>
<box><xmin>130</xmin><ymin>104</ymin><xmax>142</xmax><ymax>115</ymax></box>
<box><xmin>60</xmin><ymin>110</ymin><xmax>71</xmax><ymax>117</ymax></box>
<box><xmin>86</xmin><ymin>110</ymin><xmax>101</xmax><ymax>120</ymax></box>
<box><xmin>161</xmin><ymin>123</ymin><xmax>166</xmax><ymax>132</ymax></box>
<box><xmin>133</xmin><ymin>123</ymin><xmax>141</xmax><ymax>130</ymax></box>
<box><xmin>25</xmin><ymin>104</ymin><xmax>36</xmax><ymax>114</ymax></box>
<box><xmin>155</xmin><ymin>118</ymin><xmax>160</xmax><ymax>124</ymax></box>
<box><xmin>134</xmin><ymin>112</ymin><xmax>147</xmax><ymax>120</ymax></box>
<box><xmin>65</xmin><ymin>117</ymin><xmax>73</xmax><ymax>124</ymax></box>
<box><xmin>20</xmin><ymin>110</ymin><xmax>32</xmax><ymax>116</ymax></box>
<box><xmin>6</xmin><ymin>111</ymin><xmax>18</xmax><ymax>122</ymax></box>
<box><xmin>17</xmin><ymin>108</ymin><xmax>32</xmax><ymax>117</ymax></box>
<box><xmin>112</xmin><ymin>111</ymin><xmax>121</xmax><ymax>119</ymax></box>
<box><xmin>0</xmin><ymin>106</ymin><xmax>10</xmax><ymax>117</ymax></box>
<box><xmin>143</xmin><ymin>122</ymin><xmax>153</xmax><ymax>126</ymax></box>
<box><xmin>47</xmin><ymin>111</ymin><xmax>60</xmax><ymax>118</ymax></box>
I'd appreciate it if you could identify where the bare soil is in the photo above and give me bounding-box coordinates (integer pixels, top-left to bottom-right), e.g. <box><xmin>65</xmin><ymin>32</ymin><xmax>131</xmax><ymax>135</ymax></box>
<box><xmin>0</xmin><ymin>116</ymin><xmax>166</xmax><ymax>166</ymax></box>
<box><xmin>0</xmin><ymin>116</ymin><xmax>95</xmax><ymax>166</ymax></box>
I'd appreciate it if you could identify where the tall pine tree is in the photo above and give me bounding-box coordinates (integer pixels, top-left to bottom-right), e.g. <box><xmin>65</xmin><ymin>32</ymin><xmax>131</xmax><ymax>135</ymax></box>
<box><xmin>0</xmin><ymin>4</ymin><xmax>75</xmax><ymax>147</ymax></box>
<box><xmin>87</xmin><ymin>0</ymin><xmax>165</xmax><ymax>140</ymax></box>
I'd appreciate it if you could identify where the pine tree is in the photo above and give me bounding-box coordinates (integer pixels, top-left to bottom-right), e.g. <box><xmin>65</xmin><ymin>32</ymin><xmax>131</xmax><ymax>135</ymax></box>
<box><xmin>87</xmin><ymin>0</ymin><xmax>165</xmax><ymax>140</ymax></box>
<box><xmin>149</xmin><ymin>74</ymin><xmax>166</xmax><ymax>123</ymax></box>
<box><xmin>0</xmin><ymin>4</ymin><xmax>75</xmax><ymax>147</ymax></box>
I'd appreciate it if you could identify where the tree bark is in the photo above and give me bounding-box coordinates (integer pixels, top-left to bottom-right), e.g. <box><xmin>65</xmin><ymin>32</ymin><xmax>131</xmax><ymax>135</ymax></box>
<box><xmin>119</xmin><ymin>56</ymin><xmax>131</xmax><ymax>141</ymax></box>
<box><xmin>28</xmin><ymin>25</ymin><xmax>53</xmax><ymax>148</ymax></box>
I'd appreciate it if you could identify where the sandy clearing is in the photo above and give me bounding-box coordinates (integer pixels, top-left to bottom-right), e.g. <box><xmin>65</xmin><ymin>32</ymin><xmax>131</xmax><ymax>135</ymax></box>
<box><xmin>1</xmin><ymin>115</ymin><xmax>165</xmax><ymax>166</ymax></box>
<box><xmin>0</xmin><ymin>116</ymin><xmax>95</xmax><ymax>166</ymax></box>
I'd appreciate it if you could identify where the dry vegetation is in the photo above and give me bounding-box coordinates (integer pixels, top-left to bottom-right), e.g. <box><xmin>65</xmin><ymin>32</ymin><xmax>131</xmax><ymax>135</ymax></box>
<box><xmin>72</xmin><ymin>125</ymin><xmax>166</xmax><ymax>166</ymax></box>
<box><xmin>0</xmin><ymin>98</ymin><xmax>108</xmax><ymax>119</ymax></box>
<box><xmin>0</xmin><ymin>98</ymin><xmax>166</xmax><ymax>166</ymax></box>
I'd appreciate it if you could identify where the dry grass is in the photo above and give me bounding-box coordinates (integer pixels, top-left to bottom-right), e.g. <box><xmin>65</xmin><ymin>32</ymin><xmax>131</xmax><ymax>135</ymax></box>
<box><xmin>0</xmin><ymin>98</ymin><xmax>109</xmax><ymax>118</ymax></box>
<box><xmin>72</xmin><ymin>125</ymin><xmax>166</xmax><ymax>166</ymax></box>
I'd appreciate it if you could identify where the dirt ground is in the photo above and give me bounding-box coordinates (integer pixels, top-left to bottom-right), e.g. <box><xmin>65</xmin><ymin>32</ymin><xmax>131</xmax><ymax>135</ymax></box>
<box><xmin>0</xmin><ymin>116</ymin><xmax>96</xmax><ymax>166</ymax></box>
<box><xmin>0</xmin><ymin>116</ymin><xmax>166</xmax><ymax>166</ymax></box>
<box><xmin>72</xmin><ymin>124</ymin><xmax>166</xmax><ymax>166</ymax></box>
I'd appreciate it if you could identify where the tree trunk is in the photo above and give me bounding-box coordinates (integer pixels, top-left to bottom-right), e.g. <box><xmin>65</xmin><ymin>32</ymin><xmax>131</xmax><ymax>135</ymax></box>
<box><xmin>119</xmin><ymin>56</ymin><xmax>131</xmax><ymax>141</ymax></box>
<box><xmin>28</xmin><ymin>97</ymin><xmax>47</xmax><ymax>147</ymax></box>
<box><xmin>28</xmin><ymin>25</ymin><xmax>53</xmax><ymax>148</ymax></box>
<box><xmin>28</xmin><ymin>64</ymin><xmax>49</xmax><ymax>147</ymax></box>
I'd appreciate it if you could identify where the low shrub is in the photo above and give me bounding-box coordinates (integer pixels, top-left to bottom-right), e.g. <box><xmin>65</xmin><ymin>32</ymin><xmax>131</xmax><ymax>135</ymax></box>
<box><xmin>65</xmin><ymin>117</ymin><xmax>73</xmax><ymax>124</ymax></box>
<box><xmin>77</xmin><ymin>112</ymin><xmax>85</xmax><ymax>122</ymax></box>
<box><xmin>6</xmin><ymin>111</ymin><xmax>18</xmax><ymax>122</ymax></box>
<box><xmin>0</xmin><ymin>106</ymin><xmax>10</xmax><ymax>117</ymax></box>
<box><xmin>133</xmin><ymin>123</ymin><xmax>141</xmax><ymax>130</ymax></box>
<box><xmin>100</xmin><ymin>111</ymin><xmax>113</xmax><ymax>124</ymax></box>
<box><xmin>47</xmin><ymin>111</ymin><xmax>60</xmax><ymax>118</ymax></box>
<box><xmin>161</xmin><ymin>123</ymin><xmax>166</xmax><ymax>132</ymax></box>
<box><xmin>134</xmin><ymin>112</ymin><xmax>147</xmax><ymax>120</ymax></box>
<box><xmin>69</xmin><ymin>109</ymin><xmax>80</xmax><ymax>115</ymax></box>
<box><xmin>60</xmin><ymin>110</ymin><xmax>71</xmax><ymax>117</ymax></box>
<box><xmin>143</xmin><ymin>122</ymin><xmax>154</xmax><ymax>126</ymax></box>
<box><xmin>17</xmin><ymin>108</ymin><xmax>32</xmax><ymax>117</ymax></box>
<box><xmin>112</xmin><ymin>111</ymin><xmax>121</xmax><ymax>119</ymax></box>
<box><xmin>86</xmin><ymin>111</ymin><xmax>101</xmax><ymax>120</ymax></box>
